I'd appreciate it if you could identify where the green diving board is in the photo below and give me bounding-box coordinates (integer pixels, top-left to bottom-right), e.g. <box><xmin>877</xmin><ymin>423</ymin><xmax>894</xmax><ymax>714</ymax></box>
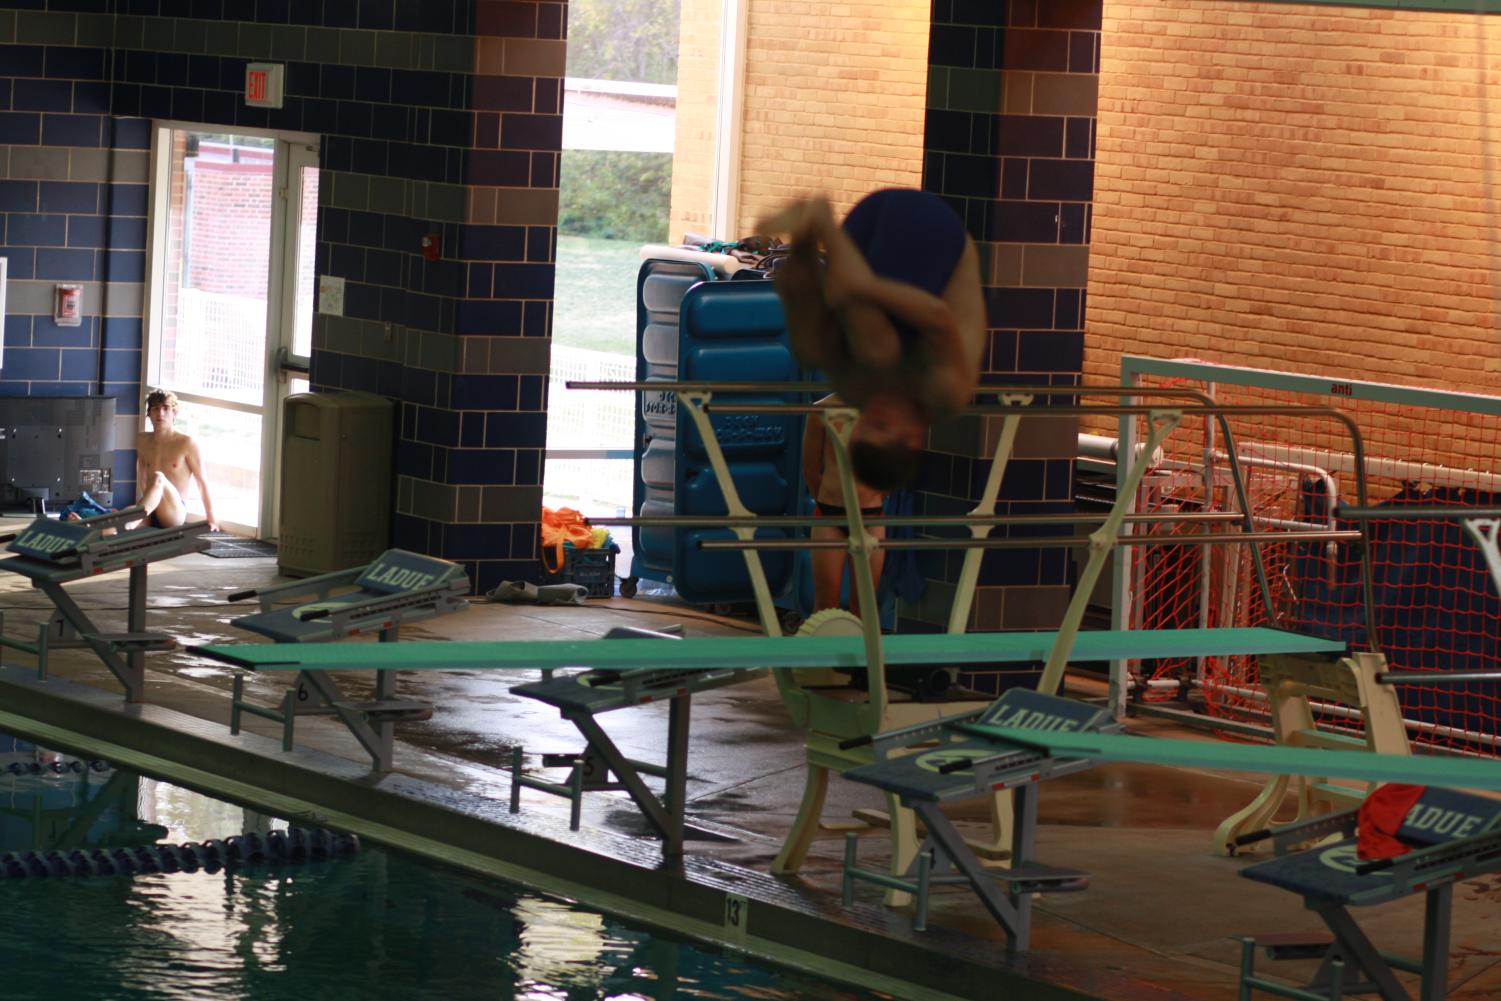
<box><xmin>954</xmin><ymin>724</ymin><xmax>1501</xmax><ymax>792</ymax></box>
<box><xmin>194</xmin><ymin>626</ymin><xmax>1343</xmax><ymax>673</ymax></box>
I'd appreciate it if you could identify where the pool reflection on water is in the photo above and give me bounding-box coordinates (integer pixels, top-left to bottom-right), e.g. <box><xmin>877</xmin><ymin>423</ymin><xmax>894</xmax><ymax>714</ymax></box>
<box><xmin>0</xmin><ymin>737</ymin><xmax>890</xmax><ymax>1001</ymax></box>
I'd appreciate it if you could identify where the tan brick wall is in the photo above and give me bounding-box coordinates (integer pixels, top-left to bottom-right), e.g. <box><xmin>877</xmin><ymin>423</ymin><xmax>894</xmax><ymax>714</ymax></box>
<box><xmin>667</xmin><ymin>0</ymin><xmax>724</xmax><ymax>243</ymax></box>
<box><xmin>669</xmin><ymin>0</ymin><xmax>930</xmax><ymax>243</ymax></box>
<box><xmin>1089</xmin><ymin>1</ymin><xmax>1501</xmax><ymax>401</ymax></box>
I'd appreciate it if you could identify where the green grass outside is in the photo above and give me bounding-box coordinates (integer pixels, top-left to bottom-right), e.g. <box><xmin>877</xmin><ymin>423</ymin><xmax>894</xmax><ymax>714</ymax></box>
<box><xmin>552</xmin><ymin>234</ymin><xmax>644</xmax><ymax>355</ymax></box>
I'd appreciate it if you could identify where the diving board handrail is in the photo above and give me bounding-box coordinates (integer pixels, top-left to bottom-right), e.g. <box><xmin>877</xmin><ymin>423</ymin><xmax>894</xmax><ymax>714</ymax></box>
<box><xmin>578</xmin><ymin>376</ymin><xmax>1380</xmax><ymax>709</ymax></box>
<box><xmin>699</xmin><ymin>530</ymin><xmax>1362</xmax><ymax>551</ymax></box>
<box><xmin>567</xmin><ymin>381</ymin><xmax>1235</xmax><ymax>400</ymax></box>
<box><xmin>591</xmin><ymin>511</ymin><xmax>1252</xmax><ymax>528</ymax></box>
<box><xmin>712</xmin><ymin>400</ymin><xmax>1376</xmax><ymax>657</ymax></box>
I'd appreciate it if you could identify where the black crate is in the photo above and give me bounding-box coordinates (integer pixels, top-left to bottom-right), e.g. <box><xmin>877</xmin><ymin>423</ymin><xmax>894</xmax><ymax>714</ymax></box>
<box><xmin>548</xmin><ymin>544</ymin><xmax>619</xmax><ymax>598</ymax></box>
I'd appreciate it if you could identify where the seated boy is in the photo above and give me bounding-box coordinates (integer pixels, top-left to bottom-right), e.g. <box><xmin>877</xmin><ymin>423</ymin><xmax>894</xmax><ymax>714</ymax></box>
<box><xmin>133</xmin><ymin>389</ymin><xmax>219</xmax><ymax>531</ymax></box>
<box><xmin>760</xmin><ymin>188</ymin><xmax>986</xmax><ymax>489</ymax></box>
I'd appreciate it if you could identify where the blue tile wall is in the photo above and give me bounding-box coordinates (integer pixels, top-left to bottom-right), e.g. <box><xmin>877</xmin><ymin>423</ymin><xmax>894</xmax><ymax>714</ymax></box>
<box><xmin>910</xmin><ymin>0</ymin><xmax>1101</xmax><ymax>632</ymax></box>
<box><xmin>0</xmin><ymin>20</ymin><xmax>134</xmax><ymax>477</ymax></box>
<box><xmin>1</xmin><ymin>2</ymin><xmax>563</xmax><ymax>566</ymax></box>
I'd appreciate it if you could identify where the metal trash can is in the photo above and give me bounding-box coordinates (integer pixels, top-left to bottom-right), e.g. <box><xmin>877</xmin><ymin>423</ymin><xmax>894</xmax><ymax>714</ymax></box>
<box><xmin>277</xmin><ymin>391</ymin><xmax>393</xmax><ymax>576</ymax></box>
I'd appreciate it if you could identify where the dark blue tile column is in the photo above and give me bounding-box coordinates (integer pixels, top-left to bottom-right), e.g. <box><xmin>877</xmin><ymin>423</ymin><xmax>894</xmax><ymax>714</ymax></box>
<box><xmin>906</xmin><ymin>0</ymin><xmax>1099</xmax><ymax>666</ymax></box>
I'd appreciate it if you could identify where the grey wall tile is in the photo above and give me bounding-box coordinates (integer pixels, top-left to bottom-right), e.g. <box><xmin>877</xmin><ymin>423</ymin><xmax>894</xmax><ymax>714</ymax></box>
<box><xmin>76</xmin><ymin>12</ymin><xmax>113</xmax><ymax>48</ymax></box>
<box><xmin>114</xmin><ymin>16</ymin><xmax>146</xmax><ymax>51</ymax></box>
<box><xmin>417</xmin><ymin>332</ymin><xmax>459</xmax><ymax>372</ymax></box>
<box><xmin>6</xmin><ymin>281</ymin><xmax>57</xmax><ymax>314</ymax></box>
<box><xmin>1032</xmin><ymin>73</ymin><xmax>1100</xmax><ymax>117</ymax></box>
<box><xmin>237</xmin><ymin>24</ymin><xmax>273</xmax><ymax>60</ymax></box>
<box><xmin>327</xmin><ymin>172</ymin><xmax>370</xmax><ymax>211</ymax></box>
<box><xmin>414</xmin><ymin>35</ymin><xmax>438</xmax><ymax>71</ymax></box>
<box><xmin>339</xmin><ymin>29</ymin><xmax>377</xmax><ymax>67</ymax></box>
<box><xmin>271</xmin><ymin>25</ymin><xmax>306</xmax><ymax>62</ymax></box>
<box><xmin>205</xmin><ymin>22</ymin><xmax>239</xmax><ymax>58</ymax></box>
<box><xmin>433</xmin><ymin>35</ymin><xmax>474</xmax><ymax>73</ymax></box>
<box><xmin>69</xmin><ymin>148</ymin><xmax>110</xmax><ymax>182</ymax></box>
<box><xmin>1012</xmin><ymin>415</ymin><xmax>1079</xmax><ymax>459</ymax></box>
<box><xmin>456</xmin><ymin>486</ymin><xmax>481</xmax><ymax>523</ymax></box>
<box><xmin>173</xmin><ymin>17</ymin><xmax>209</xmax><ymax>54</ymax></box>
<box><xmin>376</xmin><ymin>32</ymin><xmax>415</xmax><ymax>70</ymax></box>
<box><xmin>100</xmin><ymin>282</ymin><xmax>145</xmax><ymax>317</ymax></box>
<box><xmin>306</xmin><ymin>28</ymin><xmax>340</xmax><ymax>63</ymax></box>
<box><xmin>9</xmin><ymin>148</ymin><xmax>72</xmax><ymax>180</ymax></box>
<box><xmin>427</xmin><ymin>184</ymin><xmax>468</xmax><ymax>224</ymax></box>
<box><xmin>411</xmin><ymin>478</ymin><xmax>457</xmax><ymax>521</ymax></box>
<box><xmin>1001</xmin><ymin>585</ymin><xmax>1071</xmax><ymax>629</ymax></box>
<box><xmin>108</xmin><ymin>150</ymin><xmax>151</xmax><ymax>184</ymax></box>
<box><xmin>481</xmin><ymin>485</ymin><xmax>541</xmax><ymax>522</ymax></box>
<box><xmin>488</xmin><ymin>337</ymin><xmax>550</xmax><ymax>376</ymax></box>
<box><xmin>368</xmin><ymin>175</ymin><xmax>408</xmax><ymax>214</ymax></box>
<box><xmin>1021</xmin><ymin>245</ymin><xmax>1091</xmax><ymax>288</ymax></box>
<box><xmin>16</xmin><ymin>11</ymin><xmax>75</xmax><ymax>46</ymax></box>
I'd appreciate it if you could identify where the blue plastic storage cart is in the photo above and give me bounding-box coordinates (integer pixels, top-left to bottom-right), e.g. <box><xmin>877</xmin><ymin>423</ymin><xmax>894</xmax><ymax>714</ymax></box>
<box><xmin>626</xmin><ymin>258</ymin><xmax>809</xmax><ymax>619</ymax></box>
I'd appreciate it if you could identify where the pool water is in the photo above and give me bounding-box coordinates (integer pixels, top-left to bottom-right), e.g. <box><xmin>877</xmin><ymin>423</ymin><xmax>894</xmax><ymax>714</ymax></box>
<box><xmin>0</xmin><ymin>739</ymin><xmax>890</xmax><ymax>1001</ymax></box>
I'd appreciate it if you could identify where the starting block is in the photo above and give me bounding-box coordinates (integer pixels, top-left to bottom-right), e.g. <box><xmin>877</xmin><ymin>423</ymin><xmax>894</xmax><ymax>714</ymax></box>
<box><xmin>0</xmin><ymin>508</ymin><xmax>210</xmax><ymax>701</ymax></box>
<box><xmin>507</xmin><ymin>626</ymin><xmax>762</xmax><ymax>855</ymax></box>
<box><xmin>225</xmin><ymin>549</ymin><xmax>469</xmax><ymax>771</ymax></box>
<box><xmin>840</xmin><ymin>689</ymin><xmax>1119</xmax><ymax>950</ymax></box>
<box><xmin>1236</xmin><ymin>787</ymin><xmax>1501</xmax><ymax>1001</ymax></box>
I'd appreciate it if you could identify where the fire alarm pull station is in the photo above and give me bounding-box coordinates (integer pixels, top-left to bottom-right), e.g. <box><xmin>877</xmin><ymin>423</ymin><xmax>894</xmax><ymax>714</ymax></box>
<box><xmin>55</xmin><ymin>284</ymin><xmax>82</xmax><ymax>327</ymax></box>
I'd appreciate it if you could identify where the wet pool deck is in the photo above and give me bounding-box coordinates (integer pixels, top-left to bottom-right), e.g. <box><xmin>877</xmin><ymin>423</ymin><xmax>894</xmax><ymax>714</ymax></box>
<box><xmin>1</xmin><ymin>543</ymin><xmax>1499</xmax><ymax>1001</ymax></box>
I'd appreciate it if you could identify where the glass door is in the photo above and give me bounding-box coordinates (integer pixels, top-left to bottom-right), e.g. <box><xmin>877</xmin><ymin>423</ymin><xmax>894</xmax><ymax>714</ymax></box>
<box><xmin>265</xmin><ymin>141</ymin><xmax>320</xmax><ymax>539</ymax></box>
<box><xmin>145</xmin><ymin>127</ymin><xmax>319</xmax><ymax>537</ymax></box>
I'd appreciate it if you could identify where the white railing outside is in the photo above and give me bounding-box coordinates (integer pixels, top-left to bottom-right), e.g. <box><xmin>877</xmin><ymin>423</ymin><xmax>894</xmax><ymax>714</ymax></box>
<box><xmin>174</xmin><ymin>287</ymin><xmax>266</xmax><ymax>405</ymax></box>
<box><xmin>546</xmin><ymin>345</ymin><xmax>636</xmax><ymax>451</ymax></box>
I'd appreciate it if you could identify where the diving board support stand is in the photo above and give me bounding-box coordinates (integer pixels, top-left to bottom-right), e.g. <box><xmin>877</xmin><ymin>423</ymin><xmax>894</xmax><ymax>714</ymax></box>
<box><xmin>684</xmin><ymin>390</ymin><xmax>916</xmax><ymax>895</ymax></box>
<box><xmin>770</xmin><ymin>400</ymin><xmax>984</xmax><ymax>898</ymax></box>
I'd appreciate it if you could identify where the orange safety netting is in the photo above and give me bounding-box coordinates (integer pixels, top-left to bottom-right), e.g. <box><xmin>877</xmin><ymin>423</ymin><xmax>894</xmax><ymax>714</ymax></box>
<box><xmin>1122</xmin><ymin>374</ymin><xmax>1501</xmax><ymax>757</ymax></box>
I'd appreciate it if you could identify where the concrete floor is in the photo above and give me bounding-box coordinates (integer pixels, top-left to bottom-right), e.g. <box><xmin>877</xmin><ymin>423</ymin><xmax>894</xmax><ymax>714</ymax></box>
<box><xmin>2</xmin><ymin>535</ymin><xmax>1500</xmax><ymax>1001</ymax></box>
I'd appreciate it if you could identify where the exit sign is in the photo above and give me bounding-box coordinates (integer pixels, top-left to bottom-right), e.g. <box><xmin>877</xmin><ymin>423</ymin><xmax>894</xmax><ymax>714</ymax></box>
<box><xmin>245</xmin><ymin>63</ymin><xmax>284</xmax><ymax>109</ymax></box>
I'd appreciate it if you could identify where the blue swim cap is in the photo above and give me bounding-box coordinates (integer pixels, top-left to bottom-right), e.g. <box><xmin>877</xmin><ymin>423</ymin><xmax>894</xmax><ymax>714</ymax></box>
<box><xmin>841</xmin><ymin>188</ymin><xmax>968</xmax><ymax>298</ymax></box>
